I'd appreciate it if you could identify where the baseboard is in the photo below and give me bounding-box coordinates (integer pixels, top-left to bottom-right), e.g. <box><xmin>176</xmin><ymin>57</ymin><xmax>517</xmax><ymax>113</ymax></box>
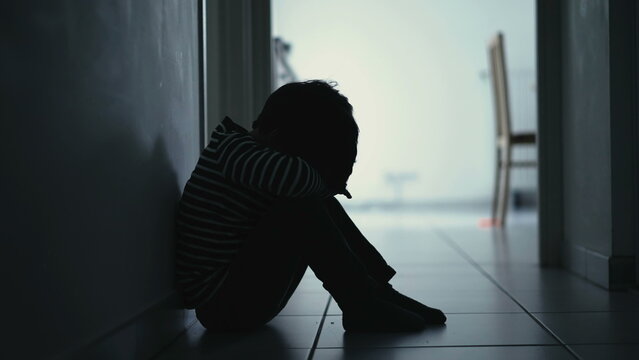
<box><xmin>562</xmin><ymin>243</ymin><xmax>636</xmax><ymax>289</ymax></box>
<box><xmin>59</xmin><ymin>291</ymin><xmax>196</xmax><ymax>360</ymax></box>
<box><xmin>512</xmin><ymin>189</ymin><xmax>538</xmax><ymax>209</ymax></box>
<box><xmin>608</xmin><ymin>256</ymin><xmax>637</xmax><ymax>289</ymax></box>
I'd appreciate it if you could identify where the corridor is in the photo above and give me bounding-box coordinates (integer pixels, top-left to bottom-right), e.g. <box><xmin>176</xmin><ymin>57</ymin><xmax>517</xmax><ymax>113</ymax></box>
<box><xmin>4</xmin><ymin>2</ymin><xmax>639</xmax><ymax>359</ymax></box>
<box><xmin>154</xmin><ymin>213</ymin><xmax>639</xmax><ymax>360</ymax></box>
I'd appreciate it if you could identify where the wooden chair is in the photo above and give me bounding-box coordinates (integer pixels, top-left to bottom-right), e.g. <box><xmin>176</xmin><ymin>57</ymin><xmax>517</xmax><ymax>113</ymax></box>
<box><xmin>488</xmin><ymin>33</ymin><xmax>537</xmax><ymax>226</ymax></box>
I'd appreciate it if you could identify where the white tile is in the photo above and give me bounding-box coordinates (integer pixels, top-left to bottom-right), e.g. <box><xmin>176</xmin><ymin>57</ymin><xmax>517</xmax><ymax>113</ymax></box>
<box><xmin>358</xmin><ymin>228</ymin><xmax>469</xmax><ymax>266</ymax></box>
<box><xmin>313</xmin><ymin>346</ymin><xmax>574</xmax><ymax>360</ymax></box>
<box><xmin>438</xmin><ymin>225</ymin><xmax>540</xmax><ymax>266</ymax></box>
<box><xmin>280</xmin><ymin>290</ymin><xmax>330</xmax><ymax>316</ymax></box>
<box><xmin>571</xmin><ymin>344</ymin><xmax>639</xmax><ymax>360</ymax></box>
<box><xmin>155</xmin><ymin>316</ymin><xmax>321</xmax><ymax>359</ymax></box>
<box><xmin>295</xmin><ymin>273</ymin><xmax>325</xmax><ymax>292</ymax></box>
<box><xmin>318</xmin><ymin>313</ymin><xmax>558</xmax><ymax>348</ymax></box>
<box><xmin>389</xmin><ymin>273</ymin><xmax>500</xmax><ymax>292</ymax></box>
<box><xmin>481</xmin><ymin>264</ymin><xmax>597</xmax><ymax>292</ymax></box>
<box><xmin>511</xmin><ymin>287</ymin><xmax>639</xmax><ymax>313</ymax></box>
<box><xmin>535</xmin><ymin>312</ymin><xmax>639</xmax><ymax>344</ymax></box>
<box><xmin>328</xmin><ymin>289</ymin><xmax>522</xmax><ymax>315</ymax></box>
<box><xmin>391</xmin><ymin>263</ymin><xmax>484</xmax><ymax>276</ymax></box>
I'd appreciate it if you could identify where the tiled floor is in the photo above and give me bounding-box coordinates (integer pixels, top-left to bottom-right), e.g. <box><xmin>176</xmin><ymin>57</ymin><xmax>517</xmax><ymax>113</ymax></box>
<box><xmin>154</xmin><ymin>211</ymin><xmax>639</xmax><ymax>360</ymax></box>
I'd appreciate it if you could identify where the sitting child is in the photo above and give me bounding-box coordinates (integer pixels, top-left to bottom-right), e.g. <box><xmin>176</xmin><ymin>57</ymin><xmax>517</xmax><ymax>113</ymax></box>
<box><xmin>175</xmin><ymin>80</ymin><xmax>446</xmax><ymax>332</ymax></box>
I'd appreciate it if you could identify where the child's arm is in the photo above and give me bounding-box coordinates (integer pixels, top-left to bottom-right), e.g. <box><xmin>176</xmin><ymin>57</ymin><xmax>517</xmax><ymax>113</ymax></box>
<box><xmin>219</xmin><ymin>134</ymin><xmax>335</xmax><ymax>198</ymax></box>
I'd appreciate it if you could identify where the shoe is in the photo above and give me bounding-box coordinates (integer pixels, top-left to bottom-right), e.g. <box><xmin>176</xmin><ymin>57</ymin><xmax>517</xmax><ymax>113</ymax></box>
<box><xmin>341</xmin><ymin>296</ymin><xmax>426</xmax><ymax>332</ymax></box>
<box><xmin>380</xmin><ymin>285</ymin><xmax>447</xmax><ymax>324</ymax></box>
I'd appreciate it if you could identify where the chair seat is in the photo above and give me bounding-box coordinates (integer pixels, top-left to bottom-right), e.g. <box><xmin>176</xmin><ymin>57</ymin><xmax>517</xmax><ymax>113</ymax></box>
<box><xmin>497</xmin><ymin>132</ymin><xmax>536</xmax><ymax>148</ymax></box>
<box><xmin>510</xmin><ymin>132</ymin><xmax>536</xmax><ymax>144</ymax></box>
<box><xmin>499</xmin><ymin>159</ymin><xmax>537</xmax><ymax>167</ymax></box>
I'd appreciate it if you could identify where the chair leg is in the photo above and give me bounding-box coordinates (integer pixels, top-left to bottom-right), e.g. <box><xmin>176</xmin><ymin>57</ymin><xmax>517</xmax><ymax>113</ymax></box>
<box><xmin>496</xmin><ymin>155</ymin><xmax>511</xmax><ymax>226</ymax></box>
<box><xmin>491</xmin><ymin>149</ymin><xmax>501</xmax><ymax>222</ymax></box>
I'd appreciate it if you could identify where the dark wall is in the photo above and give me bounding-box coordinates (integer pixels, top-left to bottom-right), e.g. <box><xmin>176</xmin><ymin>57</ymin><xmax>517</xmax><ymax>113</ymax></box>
<box><xmin>560</xmin><ymin>0</ymin><xmax>612</xmax><ymax>256</ymax></box>
<box><xmin>1</xmin><ymin>1</ymin><xmax>200</xmax><ymax>358</ymax></box>
<box><xmin>637</xmin><ymin>0</ymin><xmax>639</xmax><ymax>284</ymax></box>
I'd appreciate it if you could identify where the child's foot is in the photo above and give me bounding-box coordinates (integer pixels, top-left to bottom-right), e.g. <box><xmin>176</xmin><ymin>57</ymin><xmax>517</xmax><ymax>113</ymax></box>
<box><xmin>380</xmin><ymin>285</ymin><xmax>447</xmax><ymax>324</ymax></box>
<box><xmin>342</xmin><ymin>297</ymin><xmax>425</xmax><ymax>332</ymax></box>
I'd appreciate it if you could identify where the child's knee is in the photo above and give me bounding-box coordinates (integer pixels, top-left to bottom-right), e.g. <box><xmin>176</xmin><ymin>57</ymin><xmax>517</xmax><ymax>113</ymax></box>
<box><xmin>273</xmin><ymin>196</ymin><xmax>324</xmax><ymax>211</ymax></box>
<box><xmin>270</xmin><ymin>197</ymin><xmax>330</xmax><ymax>223</ymax></box>
<box><xmin>272</xmin><ymin>196</ymin><xmax>328</xmax><ymax>217</ymax></box>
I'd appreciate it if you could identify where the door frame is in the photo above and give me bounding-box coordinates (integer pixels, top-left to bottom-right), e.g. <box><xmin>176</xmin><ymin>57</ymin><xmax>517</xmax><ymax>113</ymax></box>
<box><xmin>202</xmin><ymin>0</ymin><xmax>272</xmax><ymax>134</ymax></box>
<box><xmin>537</xmin><ymin>0</ymin><xmax>639</xmax><ymax>287</ymax></box>
<box><xmin>536</xmin><ymin>0</ymin><xmax>564</xmax><ymax>267</ymax></box>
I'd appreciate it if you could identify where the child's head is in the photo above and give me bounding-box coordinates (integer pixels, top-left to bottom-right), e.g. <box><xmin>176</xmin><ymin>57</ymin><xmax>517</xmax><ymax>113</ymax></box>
<box><xmin>253</xmin><ymin>80</ymin><xmax>359</xmax><ymax>192</ymax></box>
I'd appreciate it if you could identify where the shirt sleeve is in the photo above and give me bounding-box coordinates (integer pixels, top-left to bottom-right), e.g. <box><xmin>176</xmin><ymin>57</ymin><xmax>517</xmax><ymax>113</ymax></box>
<box><xmin>220</xmin><ymin>134</ymin><xmax>332</xmax><ymax>198</ymax></box>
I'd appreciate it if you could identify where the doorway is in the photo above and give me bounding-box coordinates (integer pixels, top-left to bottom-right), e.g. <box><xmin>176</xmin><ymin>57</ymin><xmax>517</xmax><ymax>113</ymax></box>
<box><xmin>271</xmin><ymin>0</ymin><xmax>538</xmax><ymax>231</ymax></box>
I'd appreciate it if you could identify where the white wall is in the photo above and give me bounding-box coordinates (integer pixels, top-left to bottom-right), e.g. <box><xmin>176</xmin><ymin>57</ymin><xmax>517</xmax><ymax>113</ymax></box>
<box><xmin>272</xmin><ymin>0</ymin><xmax>535</xmax><ymax>204</ymax></box>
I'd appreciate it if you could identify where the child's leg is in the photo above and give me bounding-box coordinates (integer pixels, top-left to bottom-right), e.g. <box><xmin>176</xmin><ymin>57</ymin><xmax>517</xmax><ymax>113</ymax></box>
<box><xmin>194</xmin><ymin>200</ymin><xmax>309</xmax><ymax>331</ymax></box>
<box><xmin>323</xmin><ymin>197</ymin><xmax>446</xmax><ymax>325</ymax></box>
<box><xmin>323</xmin><ymin>197</ymin><xmax>397</xmax><ymax>283</ymax></box>
<box><xmin>196</xmin><ymin>197</ymin><xmax>425</xmax><ymax>332</ymax></box>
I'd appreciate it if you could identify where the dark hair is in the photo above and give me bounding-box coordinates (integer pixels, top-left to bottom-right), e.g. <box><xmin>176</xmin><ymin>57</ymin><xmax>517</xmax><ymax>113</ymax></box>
<box><xmin>253</xmin><ymin>80</ymin><xmax>359</xmax><ymax>190</ymax></box>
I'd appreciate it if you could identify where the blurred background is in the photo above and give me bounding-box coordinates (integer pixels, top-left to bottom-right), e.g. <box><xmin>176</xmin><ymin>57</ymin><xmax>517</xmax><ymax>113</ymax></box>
<box><xmin>272</xmin><ymin>0</ymin><xmax>537</xmax><ymax>224</ymax></box>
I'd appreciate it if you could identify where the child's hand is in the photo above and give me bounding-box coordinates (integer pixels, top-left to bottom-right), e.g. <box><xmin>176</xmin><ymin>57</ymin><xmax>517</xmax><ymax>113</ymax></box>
<box><xmin>330</xmin><ymin>186</ymin><xmax>351</xmax><ymax>199</ymax></box>
<box><xmin>342</xmin><ymin>189</ymin><xmax>352</xmax><ymax>199</ymax></box>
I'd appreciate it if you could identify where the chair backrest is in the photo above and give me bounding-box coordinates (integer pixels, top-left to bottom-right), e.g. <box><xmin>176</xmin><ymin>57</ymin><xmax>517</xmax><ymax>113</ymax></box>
<box><xmin>488</xmin><ymin>32</ymin><xmax>511</xmax><ymax>139</ymax></box>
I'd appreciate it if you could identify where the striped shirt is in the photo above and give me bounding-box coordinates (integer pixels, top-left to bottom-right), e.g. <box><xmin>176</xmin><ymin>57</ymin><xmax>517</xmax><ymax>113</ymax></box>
<box><xmin>175</xmin><ymin>116</ymin><xmax>330</xmax><ymax>309</ymax></box>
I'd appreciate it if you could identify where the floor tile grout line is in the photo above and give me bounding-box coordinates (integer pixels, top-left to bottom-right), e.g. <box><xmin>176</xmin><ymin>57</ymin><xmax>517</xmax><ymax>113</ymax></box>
<box><xmin>322</xmin><ymin>311</ymin><xmax>530</xmax><ymax>316</ymax></box>
<box><xmin>306</xmin><ymin>295</ymin><xmax>332</xmax><ymax>360</ymax></box>
<box><xmin>433</xmin><ymin>228</ymin><xmax>583</xmax><ymax>360</ymax></box>
<box><xmin>149</xmin><ymin>316</ymin><xmax>199</xmax><ymax>360</ymax></box>
<box><xmin>530</xmin><ymin>310</ymin><xmax>639</xmax><ymax>314</ymax></box>
<box><xmin>315</xmin><ymin>344</ymin><xmax>571</xmax><ymax>349</ymax></box>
